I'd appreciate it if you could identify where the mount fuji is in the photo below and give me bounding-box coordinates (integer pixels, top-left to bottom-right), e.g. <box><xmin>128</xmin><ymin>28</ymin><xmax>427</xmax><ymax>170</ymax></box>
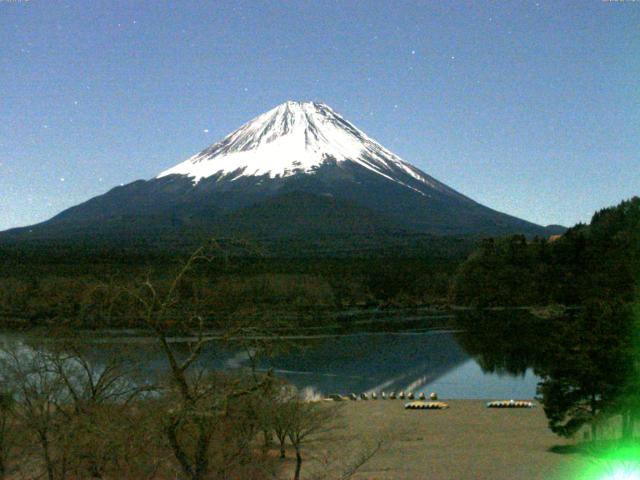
<box><xmin>1</xmin><ymin>101</ymin><xmax>561</xmax><ymax>248</ymax></box>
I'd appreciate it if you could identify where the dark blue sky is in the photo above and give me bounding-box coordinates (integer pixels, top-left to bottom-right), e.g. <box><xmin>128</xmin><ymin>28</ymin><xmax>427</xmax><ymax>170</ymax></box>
<box><xmin>1</xmin><ymin>0</ymin><xmax>638</xmax><ymax>230</ymax></box>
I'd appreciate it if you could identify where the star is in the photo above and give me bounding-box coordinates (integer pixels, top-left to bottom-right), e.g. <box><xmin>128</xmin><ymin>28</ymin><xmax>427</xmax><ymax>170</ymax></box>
<box><xmin>411</xmin><ymin>50</ymin><xmax>416</xmax><ymax>55</ymax></box>
<box><xmin>203</xmin><ymin>129</ymin><xmax>209</xmax><ymax>133</ymax></box>
<box><xmin>60</xmin><ymin>177</ymin><xmax>65</xmax><ymax>182</ymax></box>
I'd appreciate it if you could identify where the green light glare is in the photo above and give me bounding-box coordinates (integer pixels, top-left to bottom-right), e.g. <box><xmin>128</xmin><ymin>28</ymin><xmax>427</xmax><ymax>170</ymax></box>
<box><xmin>574</xmin><ymin>443</ymin><xmax>640</xmax><ymax>480</ymax></box>
<box><xmin>600</xmin><ymin>469</ymin><xmax>640</xmax><ymax>480</ymax></box>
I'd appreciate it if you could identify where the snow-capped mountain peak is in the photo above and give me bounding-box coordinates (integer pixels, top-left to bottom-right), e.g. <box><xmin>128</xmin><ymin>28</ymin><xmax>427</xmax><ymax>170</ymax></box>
<box><xmin>156</xmin><ymin>101</ymin><xmax>443</xmax><ymax>193</ymax></box>
<box><xmin>2</xmin><ymin>101</ymin><xmax>551</xmax><ymax>242</ymax></box>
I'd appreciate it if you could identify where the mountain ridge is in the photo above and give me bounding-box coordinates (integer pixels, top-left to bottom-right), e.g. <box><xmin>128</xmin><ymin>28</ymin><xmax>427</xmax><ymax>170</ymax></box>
<box><xmin>0</xmin><ymin>101</ymin><xmax>563</xmax><ymax>249</ymax></box>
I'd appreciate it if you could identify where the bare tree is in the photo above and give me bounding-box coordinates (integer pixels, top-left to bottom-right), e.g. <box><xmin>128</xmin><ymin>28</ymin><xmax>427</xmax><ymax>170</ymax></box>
<box><xmin>335</xmin><ymin>437</ymin><xmax>386</xmax><ymax>480</ymax></box>
<box><xmin>44</xmin><ymin>338</ymin><xmax>155</xmax><ymax>479</ymax></box>
<box><xmin>0</xmin><ymin>388</ymin><xmax>16</xmax><ymax>479</ymax></box>
<box><xmin>0</xmin><ymin>345</ymin><xmax>70</xmax><ymax>480</ymax></box>
<box><xmin>261</xmin><ymin>383</ymin><xmax>298</xmax><ymax>459</ymax></box>
<box><xmin>286</xmin><ymin>400</ymin><xmax>340</xmax><ymax>480</ymax></box>
<box><xmin>128</xmin><ymin>245</ymin><xmax>278</xmax><ymax>480</ymax></box>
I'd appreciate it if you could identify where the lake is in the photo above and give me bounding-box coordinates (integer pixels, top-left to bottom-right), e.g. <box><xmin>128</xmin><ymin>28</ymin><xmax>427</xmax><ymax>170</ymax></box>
<box><xmin>0</xmin><ymin>310</ymin><xmax>544</xmax><ymax>400</ymax></box>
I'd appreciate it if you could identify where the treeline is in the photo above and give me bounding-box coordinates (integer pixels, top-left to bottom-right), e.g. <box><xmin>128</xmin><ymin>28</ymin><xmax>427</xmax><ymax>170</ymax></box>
<box><xmin>2</xmin><ymin>197</ymin><xmax>638</xmax><ymax>326</ymax></box>
<box><xmin>452</xmin><ymin>197</ymin><xmax>640</xmax><ymax>307</ymax></box>
<box><xmin>0</xmin><ymin>243</ymin><xmax>472</xmax><ymax>327</ymax></box>
<box><xmin>454</xmin><ymin>197</ymin><xmax>640</xmax><ymax>445</ymax></box>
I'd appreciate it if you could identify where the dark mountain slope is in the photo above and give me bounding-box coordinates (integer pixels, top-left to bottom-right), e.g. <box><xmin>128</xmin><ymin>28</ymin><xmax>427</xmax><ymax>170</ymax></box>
<box><xmin>0</xmin><ymin>101</ymin><xmax>561</xmax><ymax>249</ymax></box>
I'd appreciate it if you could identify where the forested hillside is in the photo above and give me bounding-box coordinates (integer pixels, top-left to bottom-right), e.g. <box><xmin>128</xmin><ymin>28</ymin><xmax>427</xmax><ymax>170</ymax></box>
<box><xmin>0</xmin><ymin>237</ymin><xmax>474</xmax><ymax>327</ymax></box>
<box><xmin>452</xmin><ymin>197</ymin><xmax>640</xmax><ymax>307</ymax></box>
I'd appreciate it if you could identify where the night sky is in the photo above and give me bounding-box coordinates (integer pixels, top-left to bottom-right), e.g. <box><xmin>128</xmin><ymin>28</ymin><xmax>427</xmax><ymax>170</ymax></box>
<box><xmin>1</xmin><ymin>0</ymin><xmax>638</xmax><ymax>231</ymax></box>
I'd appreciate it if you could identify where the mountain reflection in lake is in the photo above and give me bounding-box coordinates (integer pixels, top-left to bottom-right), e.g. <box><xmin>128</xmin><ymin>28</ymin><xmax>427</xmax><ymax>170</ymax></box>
<box><xmin>1</xmin><ymin>311</ymin><xmax>548</xmax><ymax>399</ymax></box>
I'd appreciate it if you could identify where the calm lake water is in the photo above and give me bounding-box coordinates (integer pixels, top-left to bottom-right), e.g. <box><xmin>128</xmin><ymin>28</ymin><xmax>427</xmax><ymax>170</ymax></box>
<box><xmin>0</xmin><ymin>311</ymin><xmax>543</xmax><ymax>400</ymax></box>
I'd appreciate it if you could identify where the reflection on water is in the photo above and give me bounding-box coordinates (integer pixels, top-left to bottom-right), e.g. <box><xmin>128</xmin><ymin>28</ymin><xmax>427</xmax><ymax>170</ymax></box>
<box><xmin>427</xmin><ymin>360</ymin><xmax>539</xmax><ymax>400</ymax></box>
<box><xmin>1</xmin><ymin>310</ymin><xmax>550</xmax><ymax>399</ymax></box>
<box><xmin>255</xmin><ymin>330</ymin><xmax>470</xmax><ymax>397</ymax></box>
<box><xmin>453</xmin><ymin>310</ymin><xmax>552</xmax><ymax>376</ymax></box>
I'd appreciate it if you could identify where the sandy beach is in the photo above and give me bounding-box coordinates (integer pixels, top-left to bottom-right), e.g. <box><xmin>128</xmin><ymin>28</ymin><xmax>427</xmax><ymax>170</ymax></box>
<box><xmin>283</xmin><ymin>400</ymin><xmax>590</xmax><ymax>480</ymax></box>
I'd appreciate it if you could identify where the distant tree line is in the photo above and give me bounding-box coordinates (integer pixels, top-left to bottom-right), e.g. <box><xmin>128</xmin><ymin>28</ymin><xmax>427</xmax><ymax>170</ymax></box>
<box><xmin>0</xmin><ymin>238</ymin><xmax>473</xmax><ymax>327</ymax></box>
<box><xmin>451</xmin><ymin>197</ymin><xmax>640</xmax><ymax>308</ymax></box>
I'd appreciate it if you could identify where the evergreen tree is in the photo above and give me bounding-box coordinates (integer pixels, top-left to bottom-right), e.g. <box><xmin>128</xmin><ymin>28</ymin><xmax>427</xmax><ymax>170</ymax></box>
<box><xmin>537</xmin><ymin>300</ymin><xmax>634</xmax><ymax>440</ymax></box>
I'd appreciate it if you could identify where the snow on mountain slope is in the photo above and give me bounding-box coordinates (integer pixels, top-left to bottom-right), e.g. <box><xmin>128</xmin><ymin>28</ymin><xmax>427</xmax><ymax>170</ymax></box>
<box><xmin>157</xmin><ymin>101</ymin><xmax>449</xmax><ymax>196</ymax></box>
<box><xmin>0</xmin><ymin>101</ymin><xmax>554</xmax><ymax>243</ymax></box>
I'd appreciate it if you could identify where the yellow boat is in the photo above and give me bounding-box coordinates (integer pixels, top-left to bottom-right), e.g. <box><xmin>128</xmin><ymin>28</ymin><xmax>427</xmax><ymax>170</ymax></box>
<box><xmin>404</xmin><ymin>401</ymin><xmax>449</xmax><ymax>410</ymax></box>
<box><xmin>486</xmin><ymin>400</ymin><xmax>534</xmax><ymax>409</ymax></box>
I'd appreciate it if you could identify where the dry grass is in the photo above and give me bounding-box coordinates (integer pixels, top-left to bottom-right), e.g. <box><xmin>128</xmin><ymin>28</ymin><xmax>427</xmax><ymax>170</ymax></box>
<box><xmin>279</xmin><ymin>400</ymin><xmax>590</xmax><ymax>480</ymax></box>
